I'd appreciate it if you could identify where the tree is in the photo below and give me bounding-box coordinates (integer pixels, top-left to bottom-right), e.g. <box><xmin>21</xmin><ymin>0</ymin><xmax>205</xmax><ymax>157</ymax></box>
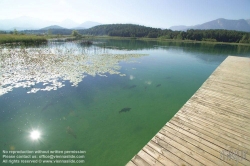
<box><xmin>239</xmin><ymin>34</ymin><xmax>250</xmax><ymax>43</ymax></box>
<box><xmin>13</xmin><ymin>28</ymin><xmax>18</xmax><ymax>35</ymax></box>
<box><xmin>176</xmin><ymin>32</ymin><xmax>184</xmax><ymax>40</ymax></box>
<box><xmin>72</xmin><ymin>30</ymin><xmax>81</xmax><ymax>38</ymax></box>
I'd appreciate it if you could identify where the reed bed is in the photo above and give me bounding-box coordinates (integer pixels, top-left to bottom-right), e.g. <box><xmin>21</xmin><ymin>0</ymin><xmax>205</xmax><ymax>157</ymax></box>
<box><xmin>0</xmin><ymin>34</ymin><xmax>47</xmax><ymax>45</ymax></box>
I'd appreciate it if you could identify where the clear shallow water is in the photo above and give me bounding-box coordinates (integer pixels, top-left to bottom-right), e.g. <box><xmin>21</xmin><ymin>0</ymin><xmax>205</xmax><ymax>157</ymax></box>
<box><xmin>1</xmin><ymin>40</ymin><xmax>250</xmax><ymax>165</ymax></box>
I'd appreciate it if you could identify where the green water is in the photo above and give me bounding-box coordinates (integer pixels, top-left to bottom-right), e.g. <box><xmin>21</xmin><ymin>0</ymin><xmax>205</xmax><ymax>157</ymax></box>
<box><xmin>0</xmin><ymin>39</ymin><xmax>250</xmax><ymax>165</ymax></box>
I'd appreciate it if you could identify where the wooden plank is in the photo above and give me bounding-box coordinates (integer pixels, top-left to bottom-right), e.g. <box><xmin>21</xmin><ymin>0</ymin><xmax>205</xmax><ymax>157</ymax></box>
<box><xmin>137</xmin><ymin>150</ymin><xmax>164</xmax><ymax>166</ymax></box>
<box><xmin>206</xmin><ymin>78</ymin><xmax>250</xmax><ymax>90</ymax></box>
<box><xmin>155</xmin><ymin>132</ymin><xmax>217</xmax><ymax>166</ymax></box>
<box><xmin>131</xmin><ymin>155</ymin><xmax>150</xmax><ymax>166</ymax></box>
<box><xmin>177</xmin><ymin>107</ymin><xmax>250</xmax><ymax>144</ymax></box>
<box><xmin>182</xmin><ymin>104</ymin><xmax>250</xmax><ymax>136</ymax></box>
<box><xmin>175</xmin><ymin>113</ymin><xmax>250</xmax><ymax>150</ymax></box>
<box><xmin>147</xmin><ymin>140</ymin><xmax>191</xmax><ymax>166</ymax></box>
<box><xmin>151</xmin><ymin>136</ymin><xmax>204</xmax><ymax>166</ymax></box>
<box><xmin>186</xmin><ymin>99</ymin><xmax>250</xmax><ymax>123</ymax></box>
<box><xmin>126</xmin><ymin>161</ymin><xmax>137</xmax><ymax>166</ymax></box>
<box><xmin>166</xmin><ymin>122</ymin><xmax>249</xmax><ymax>166</ymax></box>
<box><xmin>202</xmin><ymin>84</ymin><xmax>250</xmax><ymax>100</ymax></box>
<box><xmin>177</xmin><ymin>110</ymin><xmax>250</xmax><ymax>145</ymax></box>
<box><xmin>169</xmin><ymin>120</ymin><xmax>250</xmax><ymax>166</ymax></box>
<box><xmin>198</xmin><ymin>89</ymin><xmax>250</xmax><ymax>109</ymax></box>
<box><xmin>126</xmin><ymin>56</ymin><xmax>250</xmax><ymax>166</ymax></box>
<box><xmin>163</xmin><ymin>125</ymin><xmax>243</xmax><ymax>166</ymax></box>
<box><xmin>185</xmin><ymin>101</ymin><xmax>250</xmax><ymax>130</ymax></box>
<box><xmin>159</xmin><ymin>127</ymin><xmax>230</xmax><ymax>166</ymax></box>
<box><xmin>191</xmin><ymin>92</ymin><xmax>250</xmax><ymax>116</ymax></box>
<box><xmin>169</xmin><ymin>120</ymin><xmax>250</xmax><ymax>165</ymax></box>
<box><xmin>143</xmin><ymin>145</ymin><xmax>177</xmax><ymax>166</ymax></box>
<box><xmin>172</xmin><ymin>116</ymin><xmax>250</xmax><ymax>152</ymax></box>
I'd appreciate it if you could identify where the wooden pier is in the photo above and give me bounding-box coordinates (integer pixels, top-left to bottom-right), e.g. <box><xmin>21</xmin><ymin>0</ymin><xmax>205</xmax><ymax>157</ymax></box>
<box><xmin>127</xmin><ymin>56</ymin><xmax>250</xmax><ymax>166</ymax></box>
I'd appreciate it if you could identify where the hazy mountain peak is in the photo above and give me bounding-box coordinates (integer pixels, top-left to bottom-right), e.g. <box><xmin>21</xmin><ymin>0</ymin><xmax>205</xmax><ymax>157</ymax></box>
<box><xmin>77</xmin><ymin>21</ymin><xmax>102</xmax><ymax>29</ymax></box>
<box><xmin>40</xmin><ymin>25</ymin><xmax>67</xmax><ymax>30</ymax></box>
<box><xmin>170</xmin><ymin>18</ymin><xmax>250</xmax><ymax>32</ymax></box>
<box><xmin>0</xmin><ymin>16</ymin><xmax>101</xmax><ymax>30</ymax></box>
<box><xmin>168</xmin><ymin>25</ymin><xmax>190</xmax><ymax>31</ymax></box>
<box><xmin>59</xmin><ymin>19</ymin><xmax>79</xmax><ymax>28</ymax></box>
<box><xmin>246</xmin><ymin>19</ymin><xmax>250</xmax><ymax>25</ymax></box>
<box><xmin>0</xmin><ymin>16</ymin><xmax>53</xmax><ymax>30</ymax></box>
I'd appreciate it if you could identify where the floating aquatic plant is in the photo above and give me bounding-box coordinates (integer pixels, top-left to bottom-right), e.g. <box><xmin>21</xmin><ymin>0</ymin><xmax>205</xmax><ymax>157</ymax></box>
<box><xmin>0</xmin><ymin>45</ymin><xmax>147</xmax><ymax>96</ymax></box>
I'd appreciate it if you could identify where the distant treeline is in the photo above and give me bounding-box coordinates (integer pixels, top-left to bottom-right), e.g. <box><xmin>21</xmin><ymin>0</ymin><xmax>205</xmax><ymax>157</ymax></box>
<box><xmin>80</xmin><ymin>24</ymin><xmax>250</xmax><ymax>43</ymax></box>
<box><xmin>1</xmin><ymin>24</ymin><xmax>250</xmax><ymax>43</ymax></box>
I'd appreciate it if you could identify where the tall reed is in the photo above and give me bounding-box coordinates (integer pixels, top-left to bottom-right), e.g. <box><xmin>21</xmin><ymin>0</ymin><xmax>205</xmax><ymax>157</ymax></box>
<box><xmin>0</xmin><ymin>34</ymin><xmax>47</xmax><ymax>45</ymax></box>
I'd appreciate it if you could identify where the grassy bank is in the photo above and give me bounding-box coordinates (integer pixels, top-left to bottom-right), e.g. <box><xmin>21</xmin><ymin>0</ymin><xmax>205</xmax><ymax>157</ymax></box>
<box><xmin>1</xmin><ymin>34</ymin><xmax>250</xmax><ymax>46</ymax></box>
<box><xmin>0</xmin><ymin>34</ymin><xmax>47</xmax><ymax>45</ymax></box>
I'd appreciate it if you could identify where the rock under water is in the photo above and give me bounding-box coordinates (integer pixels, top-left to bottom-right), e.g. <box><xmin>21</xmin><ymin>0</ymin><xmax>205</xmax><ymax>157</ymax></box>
<box><xmin>119</xmin><ymin>107</ymin><xmax>131</xmax><ymax>113</ymax></box>
<box><xmin>156</xmin><ymin>84</ymin><xmax>161</xmax><ymax>87</ymax></box>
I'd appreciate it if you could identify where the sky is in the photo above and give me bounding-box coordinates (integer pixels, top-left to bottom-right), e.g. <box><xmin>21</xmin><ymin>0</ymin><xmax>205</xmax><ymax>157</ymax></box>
<box><xmin>0</xmin><ymin>0</ymin><xmax>250</xmax><ymax>28</ymax></box>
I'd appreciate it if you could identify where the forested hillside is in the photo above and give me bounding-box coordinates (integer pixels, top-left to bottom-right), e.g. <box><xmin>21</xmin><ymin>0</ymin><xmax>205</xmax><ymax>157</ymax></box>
<box><xmin>79</xmin><ymin>24</ymin><xmax>250</xmax><ymax>43</ymax></box>
<box><xmin>1</xmin><ymin>24</ymin><xmax>250</xmax><ymax>43</ymax></box>
<box><xmin>78</xmin><ymin>24</ymin><xmax>163</xmax><ymax>37</ymax></box>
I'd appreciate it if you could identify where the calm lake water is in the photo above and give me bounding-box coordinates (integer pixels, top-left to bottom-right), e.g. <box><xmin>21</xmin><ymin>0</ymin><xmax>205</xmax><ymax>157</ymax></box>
<box><xmin>0</xmin><ymin>39</ymin><xmax>250</xmax><ymax>165</ymax></box>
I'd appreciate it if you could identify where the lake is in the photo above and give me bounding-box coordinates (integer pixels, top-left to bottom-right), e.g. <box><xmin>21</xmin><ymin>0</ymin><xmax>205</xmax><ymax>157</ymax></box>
<box><xmin>0</xmin><ymin>39</ymin><xmax>250</xmax><ymax>165</ymax></box>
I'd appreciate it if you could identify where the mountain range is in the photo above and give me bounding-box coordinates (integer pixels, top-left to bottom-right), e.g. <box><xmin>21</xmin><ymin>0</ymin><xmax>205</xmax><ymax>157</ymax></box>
<box><xmin>1</xmin><ymin>16</ymin><xmax>250</xmax><ymax>32</ymax></box>
<box><xmin>170</xmin><ymin>18</ymin><xmax>250</xmax><ymax>32</ymax></box>
<box><xmin>0</xmin><ymin>16</ymin><xmax>101</xmax><ymax>30</ymax></box>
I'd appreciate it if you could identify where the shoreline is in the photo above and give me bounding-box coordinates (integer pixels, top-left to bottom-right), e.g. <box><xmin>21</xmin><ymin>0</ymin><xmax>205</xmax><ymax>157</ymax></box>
<box><xmin>91</xmin><ymin>35</ymin><xmax>250</xmax><ymax>46</ymax></box>
<box><xmin>1</xmin><ymin>34</ymin><xmax>250</xmax><ymax>46</ymax></box>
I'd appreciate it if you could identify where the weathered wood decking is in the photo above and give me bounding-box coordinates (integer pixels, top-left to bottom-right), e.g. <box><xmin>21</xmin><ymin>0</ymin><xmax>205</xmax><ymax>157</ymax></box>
<box><xmin>127</xmin><ymin>56</ymin><xmax>250</xmax><ymax>166</ymax></box>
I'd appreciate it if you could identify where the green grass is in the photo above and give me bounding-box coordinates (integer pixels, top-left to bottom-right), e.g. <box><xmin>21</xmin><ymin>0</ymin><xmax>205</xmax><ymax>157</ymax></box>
<box><xmin>0</xmin><ymin>34</ymin><xmax>47</xmax><ymax>45</ymax></box>
<box><xmin>2</xmin><ymin>34</ymin><xmax>249</xmax><ymax>46</ymax></box>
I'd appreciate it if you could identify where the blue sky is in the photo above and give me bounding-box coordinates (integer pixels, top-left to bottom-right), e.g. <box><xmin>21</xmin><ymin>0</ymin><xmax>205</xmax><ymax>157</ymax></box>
<box><xmin>0</xmin><ymin>0</ymin><xmax>249</xmax><ymax>28</ymax></box>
